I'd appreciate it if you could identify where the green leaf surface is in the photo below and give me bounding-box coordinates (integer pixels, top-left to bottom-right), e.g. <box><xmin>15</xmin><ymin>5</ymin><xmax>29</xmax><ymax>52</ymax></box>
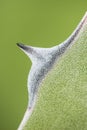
<box><xmin>24</xmin><ymin>22</ymin><xmax>87</xmax><ymax>130</ymax></box>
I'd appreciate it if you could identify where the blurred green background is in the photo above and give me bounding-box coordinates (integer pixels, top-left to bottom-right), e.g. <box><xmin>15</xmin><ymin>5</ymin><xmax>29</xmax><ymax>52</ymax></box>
<box><xmin>0</xmin><ymin>0</ymin><xmax>87</xmax><ymax>129</ymax></box>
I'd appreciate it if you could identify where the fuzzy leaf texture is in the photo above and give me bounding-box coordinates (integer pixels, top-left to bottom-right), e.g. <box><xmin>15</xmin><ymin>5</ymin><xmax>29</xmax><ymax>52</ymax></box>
<box><xmin>23</xmin><ymin>15</ymin><xmax>87</xmax><ymax>130</ymax></box>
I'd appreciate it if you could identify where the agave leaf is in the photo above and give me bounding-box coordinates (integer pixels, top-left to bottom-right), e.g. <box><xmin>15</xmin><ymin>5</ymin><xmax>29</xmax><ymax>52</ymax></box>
<box><xmin>20</xmin><ymin>13</ymin><xmax>87</xmax><ymax>130</ymax></box>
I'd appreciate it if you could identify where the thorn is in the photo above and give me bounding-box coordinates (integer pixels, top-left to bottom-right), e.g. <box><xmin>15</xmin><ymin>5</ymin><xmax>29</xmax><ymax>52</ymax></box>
<box><xmin>17</xmin><ymin>12</ymin><xmax>87</xmax><ymax>130</ymax></box>
<box><xmin>16</xmin><ymin>42</ymin><xmax>29</xmax><ymax>50</ymax></box>
<box><xmin>16</xmin><ymin>42</ymin><xmax>34</xmax><ymax>54</ymax></box>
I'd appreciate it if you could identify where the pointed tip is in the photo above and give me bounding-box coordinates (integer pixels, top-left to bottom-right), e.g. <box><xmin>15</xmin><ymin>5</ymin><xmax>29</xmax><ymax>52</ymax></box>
<box><xmin>16</xmin><ymin>43</ymin><xmax>29</xmax><ymax>51</ymax></box>
<box><xmin>16</xmin><ymin>42</ymin><xmax>24</xmax><ymax>48</ymax></box>
<box><xmin>16</xmin><ymin>42</ymin><xmax>35</xmax><ymax>55</ymax></box>
<box><xmin>16</xmin><ymin>42</ymin><xmax>20</xmax><ymax>46</ymax></box>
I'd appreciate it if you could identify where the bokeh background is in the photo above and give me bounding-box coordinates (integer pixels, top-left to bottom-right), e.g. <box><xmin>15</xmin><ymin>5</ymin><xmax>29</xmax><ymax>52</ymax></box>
<box><xmin>0</xmin><ymin>0</ymin><xmax>87</xmax><ymax>129</ymax></box>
